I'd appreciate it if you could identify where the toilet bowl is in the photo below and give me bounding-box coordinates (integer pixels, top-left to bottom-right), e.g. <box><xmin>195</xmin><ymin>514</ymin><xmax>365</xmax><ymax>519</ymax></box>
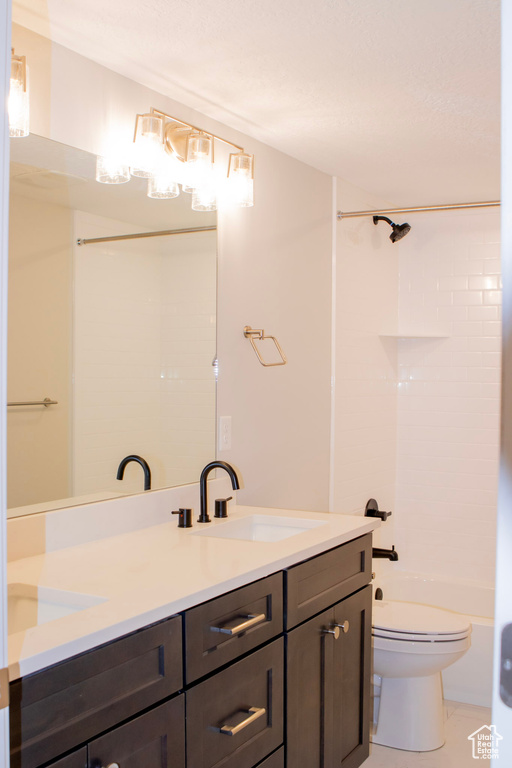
<box><xmin>372</xmin><ymin>599</ymin><xmax>471</xmax><ymax>752</ymax></box>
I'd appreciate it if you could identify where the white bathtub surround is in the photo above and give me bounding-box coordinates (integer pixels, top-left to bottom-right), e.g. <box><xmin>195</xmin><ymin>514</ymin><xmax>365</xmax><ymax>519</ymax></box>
<box><xmin>332</xmin><ymin>178</ymin><xmax>398</xmax><ymax>553</ymax></box>
<box><xmin>395</xmin><ymin>208</ymin><xmax>501</xmax><ymax>584</ymax></box>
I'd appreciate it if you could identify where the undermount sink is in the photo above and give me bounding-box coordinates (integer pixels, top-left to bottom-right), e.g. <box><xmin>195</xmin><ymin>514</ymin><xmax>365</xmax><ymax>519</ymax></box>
<box><xmin>8</xmin><ymin>583</ymin><xmax>107</xmax><ymax>635</ymax></box>
<box><xmin>193</xmin><ymin>514</ymin><xmax>327</xmax><ymax>543</ymax></box>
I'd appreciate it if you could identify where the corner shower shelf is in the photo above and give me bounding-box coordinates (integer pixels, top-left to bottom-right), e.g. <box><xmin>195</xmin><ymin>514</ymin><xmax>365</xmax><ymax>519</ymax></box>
<box><xmin>379</xmin><ymin>333</ymin><xmax>450</xmax><ymax>339</ymax></box>
<box><xmin>379</xmin><ymin>324</ymin><xmax>450</xmax><ymax>339</ymax></box>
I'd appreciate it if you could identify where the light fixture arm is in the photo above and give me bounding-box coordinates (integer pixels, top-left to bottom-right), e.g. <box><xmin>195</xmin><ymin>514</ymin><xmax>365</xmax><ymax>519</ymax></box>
<box><xmin>150</xmin><ymin>107</ymin><xmax>245</xmax><ymax>154</ymax></box>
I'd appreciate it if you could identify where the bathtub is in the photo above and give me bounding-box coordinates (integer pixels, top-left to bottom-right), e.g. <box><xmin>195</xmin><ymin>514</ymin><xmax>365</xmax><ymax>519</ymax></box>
<box><xmin>373</xmin><ymin>569</ymin><xmax>494</xmax><ymax>707</ymax></box>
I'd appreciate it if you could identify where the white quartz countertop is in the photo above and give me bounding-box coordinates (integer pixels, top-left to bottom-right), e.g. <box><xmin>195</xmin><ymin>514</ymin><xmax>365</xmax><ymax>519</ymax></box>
<box><xmin>7</xmin><ymin>505</ymin><xmax>379</xmax><ymax>679</ymax></box>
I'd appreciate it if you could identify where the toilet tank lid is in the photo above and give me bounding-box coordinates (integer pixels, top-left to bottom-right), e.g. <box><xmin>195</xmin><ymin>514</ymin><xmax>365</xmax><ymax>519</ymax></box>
<box><xmin>373</xmin><ymin>599</ymin><xmax>471</xmax><ymax>635</ymax></box>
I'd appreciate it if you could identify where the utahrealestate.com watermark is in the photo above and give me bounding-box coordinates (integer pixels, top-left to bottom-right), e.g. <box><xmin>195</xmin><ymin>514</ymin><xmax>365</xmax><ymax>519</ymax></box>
<box><xmin>468</xmin><ymin>725</ymin><xmax>503</xmax><ymax>759</ymax></box>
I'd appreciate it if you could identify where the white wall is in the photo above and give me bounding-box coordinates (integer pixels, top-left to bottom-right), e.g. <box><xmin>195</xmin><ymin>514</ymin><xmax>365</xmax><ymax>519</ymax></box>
<box><xmin>7</xmin><ymin>194</ymin><xmax>72</xmax><ymax>507</ymax></box>
<box><xmin>332</xmin><ymin>178</ymin><xmax>398</xmax><ymax>552</ymax></box>
<box><xmin>394</xmin><ymin>208</ymin><xmax>501</xmax><ymax>584</ymax></box>
<box><xmin>73</xmin><ymin>212</ymin><xmax>216</xmax><ymax>496</ymax></box>
<box><xmin>11</xmin><ymin>23</ymin><xmax>333</xmax><ymax>512</ymax></box>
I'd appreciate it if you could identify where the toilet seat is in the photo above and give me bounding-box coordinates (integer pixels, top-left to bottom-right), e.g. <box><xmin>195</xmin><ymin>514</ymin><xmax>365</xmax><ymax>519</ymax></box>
<box><xmin>372</xmin><ymin>632</ymin><xmax>471</xmax><ymax>656</ymax></box>
<box><xmin>373</xmin><ymin>600</ymin><xmax>471</xmax><ymax>642</ymax></box>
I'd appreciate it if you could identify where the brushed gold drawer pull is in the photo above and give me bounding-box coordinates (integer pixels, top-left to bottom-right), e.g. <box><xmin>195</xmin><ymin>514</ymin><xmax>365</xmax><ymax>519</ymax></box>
<box><xmin>212</xmin><ymin>613</ymin><xmax>266</xmax><ymax>635</ymax></box>
<box><xmin>220</xmin><ymin>706</ymin><xmax>266</xmax><ymax>735</ymax></box>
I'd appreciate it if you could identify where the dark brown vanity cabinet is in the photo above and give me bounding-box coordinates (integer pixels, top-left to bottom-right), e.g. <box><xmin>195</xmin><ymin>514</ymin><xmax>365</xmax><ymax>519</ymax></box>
<box><xmin>10</xmin><ymin>533</ymin><xmax>372</xmax><ymax>768</ymax></box>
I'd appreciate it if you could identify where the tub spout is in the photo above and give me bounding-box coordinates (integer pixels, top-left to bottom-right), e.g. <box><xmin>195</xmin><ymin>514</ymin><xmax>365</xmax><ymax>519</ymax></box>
<box><xmin>372</xmin><ymin>546</ymin><xmax>399</xmax><ymax>561</ymax></box>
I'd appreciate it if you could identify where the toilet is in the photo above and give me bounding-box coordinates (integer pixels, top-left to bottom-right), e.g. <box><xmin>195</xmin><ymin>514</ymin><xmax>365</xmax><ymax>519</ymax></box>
<box><xmin>372</xmin><ymin>599</ymin><xmax>471</xmax><ymax>752</ymax></box>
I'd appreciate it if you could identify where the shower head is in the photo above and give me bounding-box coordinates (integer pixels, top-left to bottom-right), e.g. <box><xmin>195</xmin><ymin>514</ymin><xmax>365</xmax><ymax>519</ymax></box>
<box><xmin>373</xmin><ymin>215</ymin><xmax>411</xmax><ymax>243</ymax></box>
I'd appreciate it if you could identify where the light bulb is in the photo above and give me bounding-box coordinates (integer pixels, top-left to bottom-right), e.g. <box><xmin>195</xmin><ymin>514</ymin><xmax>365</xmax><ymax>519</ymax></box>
<box><xmin>192</xmin><ymin>182</ymin><xmax>217</xmax><ymax>212</ymax></box>
<box><xmin>96</xmin><ymin>156</ymin><xmax>131</xmax><ymax>184</ymax></box>
<box><xmin>131</xmin><ymin>113</ymin><xmax>164</xmax><ymax>178</ymax></box>
<box><xmin>187</xmin><ymin>131</ymin><xmax>213</xmax><ymax>190</ymax></box>
<box><xmin>228</xmin><ymin>152</ymin><xmax>254</xmax><ymax>207</ymax></box>
<box><xmin>9</xmin><ymin>51</ymin><xmax>29</xmax><ymax>138</ymax></box>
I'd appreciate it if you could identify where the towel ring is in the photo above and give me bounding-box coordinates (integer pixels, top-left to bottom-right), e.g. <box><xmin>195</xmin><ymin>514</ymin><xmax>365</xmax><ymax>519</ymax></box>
<box><xmin>243</xmin><ymin>326</ymin><xmax>287</xmax><ymax>367</ymax></box>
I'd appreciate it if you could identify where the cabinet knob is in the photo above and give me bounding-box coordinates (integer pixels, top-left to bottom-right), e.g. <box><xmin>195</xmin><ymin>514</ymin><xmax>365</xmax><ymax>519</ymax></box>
<box><xmin>334</xmin><ymin>621</ymin><xmax>350</xmax><ymax>634</ymax></box>
<box><xmin>323</xmin><ymin>625</ymin><xmax>340</xmax><ymax>640</ymax></box>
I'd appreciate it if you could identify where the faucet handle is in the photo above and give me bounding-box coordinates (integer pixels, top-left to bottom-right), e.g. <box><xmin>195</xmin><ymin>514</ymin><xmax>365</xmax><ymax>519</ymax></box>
<box><xmin>172</xmin><ymin>508</ymin><xmax>193</xmax><ymax>528</ymax></box>
<box><xmin>365</xmin><ymin>498</ymin><xmax>392</xmax><ymax>521</ymax></box>
<box><xmin>214</xmin><ymin>496</ymin><xmax>233</xmax><ymax>519</ymax></box>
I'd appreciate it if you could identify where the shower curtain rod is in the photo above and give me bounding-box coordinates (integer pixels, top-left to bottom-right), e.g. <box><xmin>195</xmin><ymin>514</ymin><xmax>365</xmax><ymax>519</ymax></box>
<box><xmin>76</xmin><ymin>225</ymin><xmax>216</xmax><ymax>246</ymax></box>
<box><xmin>336</xmin><ymin>201</ymin><xmax>500</xmax><ymax>220</ymax></box>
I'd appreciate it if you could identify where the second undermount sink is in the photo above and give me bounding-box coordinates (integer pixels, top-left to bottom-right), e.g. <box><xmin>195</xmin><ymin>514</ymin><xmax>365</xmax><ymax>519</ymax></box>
<box><xmin>193</xmin><ymin>514</ymin><xmax>327</xmax><ymax>543</ymax></box>
<box><xmin>8</xmin><ymin>583</ymin><xmax>107</xmax><ymax>635</ymax></box>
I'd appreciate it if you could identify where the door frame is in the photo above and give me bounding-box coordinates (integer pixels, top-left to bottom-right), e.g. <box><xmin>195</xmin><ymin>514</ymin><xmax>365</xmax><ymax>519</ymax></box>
<box><xmin>0</xmin><ymin>0</ymin><xmax>12</xmax><ymax>763</ymax></box>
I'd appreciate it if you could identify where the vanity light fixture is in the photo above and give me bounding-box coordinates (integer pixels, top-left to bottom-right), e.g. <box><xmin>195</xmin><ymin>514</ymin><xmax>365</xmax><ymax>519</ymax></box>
<box><xmin>150</xmin><ymin>107</ymin><xmax>254</xmax><ymax>209</ymax></box>
<box><xmin>95</xmin><ymin>107</ymin><xmax>255</xmax><ymax>209</ymax></box>
<box><xmin>9</xmin><ymin>49</ymin><xmax>29</xmax><ymax>137</ymax></box>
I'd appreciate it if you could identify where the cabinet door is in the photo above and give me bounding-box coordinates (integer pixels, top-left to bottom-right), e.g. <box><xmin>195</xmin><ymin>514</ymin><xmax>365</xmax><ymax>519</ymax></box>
<box><xmin>88</xmin><ymin>696</ymin><xmax>185</xmax><ymax>768</ymax></box>
<box><xmin>331</xmin><ymin>586</ymin><xmax>372</xmax><ymax>768</ymax></box>
<box><xmin>286</xmin><ymin>604</ymin><xmax>334</xmax><ymax>768</ymax></box>
<box><xmin>286</xmin><ymin>586</ymin><xmax>371</xmax><ymax>768</ymax></box>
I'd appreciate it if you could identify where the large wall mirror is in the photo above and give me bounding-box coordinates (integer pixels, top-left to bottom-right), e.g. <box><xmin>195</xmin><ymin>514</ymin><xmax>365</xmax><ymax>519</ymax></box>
<box><xmin>7</xmin><ymin>134</ymin><xmax>217</xmax><ymax>517</ymax></box>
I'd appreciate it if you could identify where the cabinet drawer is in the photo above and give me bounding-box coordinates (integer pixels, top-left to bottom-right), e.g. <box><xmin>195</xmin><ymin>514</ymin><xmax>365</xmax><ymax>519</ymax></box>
<box><xmin>89</xmin><ymin>695</ymin><xmax>185</xmax><ymax>768</ymax></box>
<box><xmin>10</xmin><ymin>616</ymin><xmax>183</xmax><ymax>768</ymax></box>
<box><xmin>184</xmin><ymin>573</ymin><xmax>283</xmax><ymax>683</ymax></box>
<box><xmin>285</xmin><ymin>534</ymin><xmax>371</xmax><ymax>629</ymax></box>
<box><xmin>186</xmin><ymin>637</ymin><xmax>284</xmax><ymax>768</ymax></box>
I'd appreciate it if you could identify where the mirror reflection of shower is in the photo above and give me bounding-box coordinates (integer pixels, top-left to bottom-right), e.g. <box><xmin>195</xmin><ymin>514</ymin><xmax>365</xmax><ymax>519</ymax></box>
<box><xmin>373</xmin><ymin>215</ymin><xmax>411</xmax><ymax>243</ymax></box>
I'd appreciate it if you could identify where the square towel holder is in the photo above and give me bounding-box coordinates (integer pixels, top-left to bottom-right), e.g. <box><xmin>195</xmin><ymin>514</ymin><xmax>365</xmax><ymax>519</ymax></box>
<box><xmin>243</xmin><ymin>326</ymin><xmax>287</xmax><ymax>367</ymax></box>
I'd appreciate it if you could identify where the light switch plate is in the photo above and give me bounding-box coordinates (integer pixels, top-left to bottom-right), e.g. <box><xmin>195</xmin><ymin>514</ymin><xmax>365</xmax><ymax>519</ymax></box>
<box><xmin>218</xmin><ymin>416</ymin><xmax>232</xmax><ymax>451</ymax></box>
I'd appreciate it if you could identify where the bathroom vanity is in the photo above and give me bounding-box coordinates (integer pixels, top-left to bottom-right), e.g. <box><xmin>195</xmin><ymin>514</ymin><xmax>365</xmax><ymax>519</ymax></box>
<box><xmin>6</xmin><ymin>506</ymin><xmax>377</xmax><ymax>768</ymax></box>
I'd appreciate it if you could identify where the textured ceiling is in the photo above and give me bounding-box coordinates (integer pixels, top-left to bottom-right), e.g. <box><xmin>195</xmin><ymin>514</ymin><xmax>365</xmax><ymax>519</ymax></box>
<box><xmin>12</xmin><ymin>0</ymin><xmax>500</xmax><ymax>206</ymax></box>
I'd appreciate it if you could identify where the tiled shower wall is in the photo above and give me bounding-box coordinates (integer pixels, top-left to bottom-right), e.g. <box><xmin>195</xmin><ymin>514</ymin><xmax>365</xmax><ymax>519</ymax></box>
<box><xmin>73</xmin><ymin>212</ymin><xmax>216</xmax><ymax>497</ymax></box>
<box><xmin>332</xmin><ymin>179</ymin><xmax>398</xmax><ymax>552</ymax></box>
<box><xmin>394</xmin><ymin>208</ymin><xmax>501</xmax><ymax>584</ymax></box>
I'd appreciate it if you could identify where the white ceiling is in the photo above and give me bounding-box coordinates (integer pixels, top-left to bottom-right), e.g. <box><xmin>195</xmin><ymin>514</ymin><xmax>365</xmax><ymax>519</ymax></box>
<box><xmin>12</xmin><ymin>0</ymin><xmax>501</xmax><ymax>207</ymax></box>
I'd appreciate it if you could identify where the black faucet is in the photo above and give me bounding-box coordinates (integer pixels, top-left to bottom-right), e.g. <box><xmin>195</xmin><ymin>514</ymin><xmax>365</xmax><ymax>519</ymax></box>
<box><xmin>372</xmin><ymin>546</ymin><xmax>399</xmax><ymax>561</ymax></box>
<box><xmin>116</xmin><ymin>455</ymin><xmax>152</xmax><ymax>491</ymax></box>
<box><xmin>198</xmin><ymin>461</ymin><xmax>240</xmax><ymax>523</ymax></box>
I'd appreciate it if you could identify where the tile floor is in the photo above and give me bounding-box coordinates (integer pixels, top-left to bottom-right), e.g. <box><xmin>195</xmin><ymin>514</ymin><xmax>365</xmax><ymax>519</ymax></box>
<box><xmin>365</xmin><ymin>701</ymin><xmax>492</xmax><ymax>767</ymax></box>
